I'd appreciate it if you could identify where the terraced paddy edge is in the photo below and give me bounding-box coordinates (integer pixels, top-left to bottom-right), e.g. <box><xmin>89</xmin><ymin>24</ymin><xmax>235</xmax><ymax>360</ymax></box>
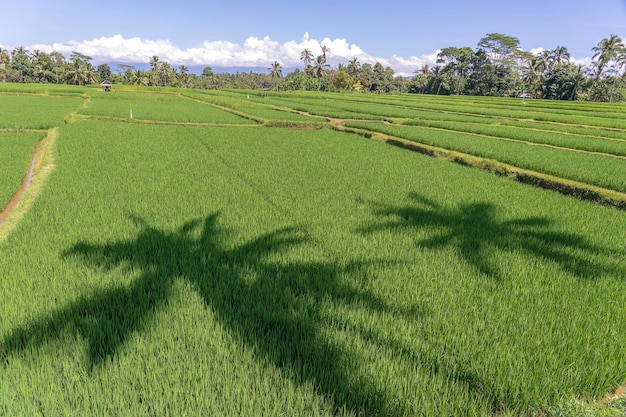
<box><xmin>340</xmin><ymin>122</ymin><xmax>626</xmax><ymax>206</ymax></box>
<box><xmin>0</xmin><ymin>128</ymin><xmax>57</xmax><ymax>240</ymax></box>
<box><xmin>1</xmin><ymin>119</ymin><xmax>625</xmax><ymax>416</ymax></box>
<box><xmin>339</xmin><ymin>125</ymin><xmax>626</xmax><ymax>210</ymax></box>
<box><xmin>0</xmin><ymin>132</ymin><xmax>43</xmax><ymax>209</ymax></box>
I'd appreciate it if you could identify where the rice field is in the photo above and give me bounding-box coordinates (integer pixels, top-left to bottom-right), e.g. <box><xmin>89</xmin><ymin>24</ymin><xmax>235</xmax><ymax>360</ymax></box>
<box><xmin>79</xmin><ymin>91</ymin><xmax>255</xmax><ymax>124</ymax></box>
<box><xmin>1</xmin><ymin>86</ymin><xmax>625</xmax><ymax>416</ymax></box>
<box><xmin>0</xmin><ymin>132</ymin><xmax>43</xmax><ymax>209</ymax></box>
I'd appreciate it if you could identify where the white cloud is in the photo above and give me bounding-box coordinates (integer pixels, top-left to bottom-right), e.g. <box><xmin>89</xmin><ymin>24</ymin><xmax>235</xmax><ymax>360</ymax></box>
<box><xmin>22</xmin><ymin>34</ymin><xmax>596</xmax><ymax>77</ymax></box>
<box><xmin>24</xmin><ymin>33</ymin><xmax>439</xmax><ymax>75</ymax></box>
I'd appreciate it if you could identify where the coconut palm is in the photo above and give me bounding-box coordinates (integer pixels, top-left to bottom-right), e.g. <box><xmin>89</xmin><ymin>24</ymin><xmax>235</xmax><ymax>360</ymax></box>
<box><xmin>321</xmin><ymin>44</ymin><xmax>331</xmax><ymax>61</ymax></box>
<box><xmin>312</xmin><ymin>55</ymin><xmax>330</xmax><ymax>90</ymax></box>
<box><xmin>549</xmin><ymin>46</ymin><xmax>570</xmax><ymax>66</ymax></box>
<box><xmin>0</xmin><ymin>47</ymin><xmax>11</xmax><ymax>82</ymax></box>
<box><xmin>268</xmin><ymin>61</ymin><xmax>282</xmax><ymax>90</ymax></box>
<box><xmin>300</xmin><ymin>49</ymin><xmax>313</xmax><ymax>67</ymax></box>
<box><xmin>66</xmin><ymin>59</ymin><xmax>86</xmax><ymax>85</ymax></box>
<box><xmin>592</xmin><ymin>34</ymin><xmax>625</xmax><ymax>80</ymax></box>
<box><xmin>178</xmin><ymin>65</ymin><xmax>189</xmax><ymax>87</ymax></box>
<box><xmin>149</xmin><ymin>55</ymin><xmax>160</xmax><ymax>86</ymax></box>
<box><xmin>347</xmin><ymin>58</ymin><xmax>360</xmax><ymax>77</ymax></box>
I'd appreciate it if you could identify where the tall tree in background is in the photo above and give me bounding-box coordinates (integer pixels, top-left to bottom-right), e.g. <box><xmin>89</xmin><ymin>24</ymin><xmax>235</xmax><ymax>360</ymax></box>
<box><xmin>149</xmin><ymin>55</ymin><xmax>160</xmax><ymax>86</ymax></box>
<box><xmin>50</xmin><ymin>51</ymin><xmax>65</xmax><ymax>84</ymax></box>
<box><xmin>0</xmin><ymin>47</ymin><xmax>10</xmax><ymax>82</ymax></box>
<box><xmin>321</xmin><ymin>44</ymin><xmax>331</xmax><ymax>61</ymax></box>
<box><xmin>268</xmin><ymin>61</ymin><xmax>282</xmax><ymax>90</ymax></box>
<box><xmin>347</xmin><ymin>58</ymin><xmax>360</xmax><ymax>77</ymax></box>
<box><xmin>590</xmin><ymin>35</ymin><xmax>625</xmax><ymax>101</ymax></box>
<box><xmin>477</xmin><ymin>33</ymin><xmax>522</xmax><ymax>68</ymax></box>
<box><xmin>300</xmin><ymin>49</ymin><xmax>313</xmax><ymax>68</ymax></box>
<box><xmin>313</xmin><ymin>55</ymin><xmax>329</xmax><ymax>90</ymax></box>
<box><xmin>10</xmin><ymin>46</ymin><xmax>32</xmax><ymax>83</ymax></box>
<box><xmin>549</xmin><ymin>46</ymin><xmax>570</xmax><ymax>66</ymax></box>
<box><xmin>591</xmin><ymin>34</ymin><xmax>624</xmax><ymax>80</ymax></box>
<box><xmin>436</xmin><ymin>46</ymin><xmax>474</xmax><ymax>94</ymax></box>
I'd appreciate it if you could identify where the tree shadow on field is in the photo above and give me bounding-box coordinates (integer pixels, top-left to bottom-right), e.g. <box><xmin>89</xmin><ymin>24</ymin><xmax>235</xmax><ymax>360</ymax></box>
<box><xmin>1</xmin><ymin>212</ymin><xmax>421</xmax><ymax>416</ymax></box>
<box><xmin>358</xmin><ymin>192</ymin><xmax>625</xmax><ymax>281</ymax></box>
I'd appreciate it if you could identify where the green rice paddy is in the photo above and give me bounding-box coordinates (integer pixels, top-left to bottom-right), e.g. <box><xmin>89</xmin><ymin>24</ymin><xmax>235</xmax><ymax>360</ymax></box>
<box><xmin>1</xmin><ymin>85</ymin><xmax>625</xmax><ymax>416</ymax></box>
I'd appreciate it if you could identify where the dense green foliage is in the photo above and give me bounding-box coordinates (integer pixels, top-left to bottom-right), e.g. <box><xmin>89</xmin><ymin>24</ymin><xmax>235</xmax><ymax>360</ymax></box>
<box><xmin>2</xmin><ymin>33</ymin><xmax>626</xmax><ymax>100</ymax></box>
<box><xmin>1</xmin><ymin>87</ymin><xmax>625</xmax><ymax>416</ymax></box>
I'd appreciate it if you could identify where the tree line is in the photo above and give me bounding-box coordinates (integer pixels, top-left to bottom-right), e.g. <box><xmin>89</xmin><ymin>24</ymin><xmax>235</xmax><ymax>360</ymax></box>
<box><xmin>1</xmin><ymin>33</ymin><xmax>625</xmax><ymax>101</ymax></box>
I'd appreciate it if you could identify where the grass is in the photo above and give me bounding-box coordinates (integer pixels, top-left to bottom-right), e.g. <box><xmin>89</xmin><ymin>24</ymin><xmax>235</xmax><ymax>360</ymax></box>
<box><xmin>0</xmin><ymin>94</ymin><xmax>84</xmax><ymax>129</ymax></box>
<box><xmin>346</xmin><ymin>121</ymin><xmax>626</xmax><ymax>193</ymax></box>
<box><xmin>0</xmin><ymin>88</ymin><xmax>625</xmax><ymax>416</ymax></box>
<box><xmin>182</xmin><ymin>90</ymin><xmax>324</xmax><ymax>123</ymax></box>
<box><xmin>0</xmin><ymin>132</ymin><xmax>43</xmax><ymax>209</ymax></box>
<box><xmin>79</xmin><ymin>90</ymin><xmax>255</xmax><ymax>124</ymax></box>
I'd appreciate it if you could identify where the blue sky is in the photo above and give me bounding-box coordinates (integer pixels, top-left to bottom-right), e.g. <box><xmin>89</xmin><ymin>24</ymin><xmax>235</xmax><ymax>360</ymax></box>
<box><xmin>2</xmin><ymin>0</ymin><xmax>626</xmax><ymax>74</ymax></box>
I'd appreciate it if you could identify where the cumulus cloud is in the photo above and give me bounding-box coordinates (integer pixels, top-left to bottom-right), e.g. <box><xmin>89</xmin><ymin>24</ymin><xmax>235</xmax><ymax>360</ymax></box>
<box><xmin>26</xmin><ymin>33</ymin><xmax>437</xmax><ymax>75</ymax></box>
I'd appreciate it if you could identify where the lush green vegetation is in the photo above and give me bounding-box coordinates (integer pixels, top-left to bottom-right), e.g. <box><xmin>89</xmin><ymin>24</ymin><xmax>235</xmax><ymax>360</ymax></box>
<box><xmin>182</xmin><ymin>90</ymin><xmax>323</xmax><ymax>123</ymax></box>
<box><xmin>0</xmin><ymin>132</ymin><xmax>42</xmax><ymax>209</ymax></box>
<box><xmin>0</xmin><ymin>94</ymin><xmax>84</xmax><ymax>129</ymax></box>
<box><xmin>1</xmin><ymin>86</ymin><xmax>625</xmax><ymax>416</ymax></box>
<box><xmin>79</xmin><ymin>91</ymin><xmax>255</xmax><ymax>124</ymax></box>
<box><xmin>2</xmin><ymin>33</ymin><xmax>626</xmax><ymax>102</ymax></box>
<box><xmin>346</xmin><ymin>121</ymin><xmax>626</xmax><ymax>193</ymax></box>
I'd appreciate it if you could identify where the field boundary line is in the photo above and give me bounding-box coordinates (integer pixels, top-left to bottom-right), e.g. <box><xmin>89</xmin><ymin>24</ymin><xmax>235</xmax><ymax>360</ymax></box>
<box><xmin>400</xmin><ymin>118</ymin><xmax>626</xmax><ymax>144</ymax></box>
<box><xmin>334</xmin><ymin>97</ymin><xmax>626</xmax><ymax>133</ymax></box>
<box><xmin>336</xmin><ymin>125</ymin><xmax>626</xmax><ymax>210</ymax></box>
<box><xmin>0</xmin><ymin>128</ymin><xmax>57</xmax><ymax>241</ymax></box>
<box><xmin>395</xmin><ymin>123</ymin><xmax>626</xmax><ymax>161</ymax></box>
<box><xmin>73</xmin><ymin>113</ymin><xmax>263</xmax><ymax>128</ymax></box>
<box><xmin>177</xmin><ymin>93</ymin><xmax>266</xmax><ymax>124</ymax></box>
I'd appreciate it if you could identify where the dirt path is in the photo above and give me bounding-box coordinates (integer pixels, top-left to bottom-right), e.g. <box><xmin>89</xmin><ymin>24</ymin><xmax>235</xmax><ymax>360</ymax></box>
<box><xmin>600</xmin><ymin>385</ymin><xmax>626</xmax><ymax>404</ymax></box>
<box><xmin>0</xmin><ymin>128</ymin><xmax>56</xmax><ymax>239</ymax></box>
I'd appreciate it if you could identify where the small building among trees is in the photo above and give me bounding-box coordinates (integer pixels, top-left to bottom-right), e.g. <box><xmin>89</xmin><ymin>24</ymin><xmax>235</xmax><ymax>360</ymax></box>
<box><xmin>100</xmin><ymin>80</ymin><xmax>112</xmax><ymax>92</ymax></box>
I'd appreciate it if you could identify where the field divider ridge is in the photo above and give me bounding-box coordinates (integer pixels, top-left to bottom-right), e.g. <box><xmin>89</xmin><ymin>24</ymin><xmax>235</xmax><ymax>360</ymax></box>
<box><xmin>394</xmin><ymin>124</ymin><xmax>626</xmax><ymax>161</ymax></box>
<box><xmin>335</xmin><ymin>124</ymin><xmax>626</xmax><ymax>210</ymax></box>
<box><xmin>0</xmin><ymin>128</ymin><xmax>58</xmax><ymax>240</ymax></box>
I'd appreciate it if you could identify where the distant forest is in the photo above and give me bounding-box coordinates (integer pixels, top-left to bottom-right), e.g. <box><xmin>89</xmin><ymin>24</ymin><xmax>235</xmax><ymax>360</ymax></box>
<box><xmin>1</xmin><ymin>33</ymin><xmax>625</xmax><ymax>101</ymax></box>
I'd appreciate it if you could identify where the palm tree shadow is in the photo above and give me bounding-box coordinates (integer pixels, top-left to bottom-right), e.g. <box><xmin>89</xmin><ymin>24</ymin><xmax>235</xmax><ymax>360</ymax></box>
<box><xmin>358</xmin><ymin>192</ymin><xmax>624</xmax><ymax>280</ymax></box>
<box><xmin>1</xmin><ymin>212</ymin><xmax>413</xmax><ymax>416</ymax></box>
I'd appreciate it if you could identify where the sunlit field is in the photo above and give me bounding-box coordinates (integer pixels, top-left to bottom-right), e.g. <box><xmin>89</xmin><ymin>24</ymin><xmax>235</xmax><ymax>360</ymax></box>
<box><xmin>1</xmin><ymin>85</ymin><xmax>625</xmax><ymax>416</ymax></box>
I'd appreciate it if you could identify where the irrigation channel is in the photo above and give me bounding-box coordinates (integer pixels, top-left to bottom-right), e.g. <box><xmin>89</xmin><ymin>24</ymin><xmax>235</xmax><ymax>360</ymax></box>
<box><xmin>0</xmin><ymin>141</ymin><xmax>42</xmax><ymax>229</ymax></box>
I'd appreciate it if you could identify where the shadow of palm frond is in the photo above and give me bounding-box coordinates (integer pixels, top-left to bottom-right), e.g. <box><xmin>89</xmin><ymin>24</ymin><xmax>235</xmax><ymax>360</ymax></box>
<box><xmin>1</xmin><ymin>212</ymin><xmax>418</xmax><ymax>416</ymax></box>
<box><xmin>358</xmin><ymin>192</ymin><xmax>624</xmax><ymax>280</ymax></box>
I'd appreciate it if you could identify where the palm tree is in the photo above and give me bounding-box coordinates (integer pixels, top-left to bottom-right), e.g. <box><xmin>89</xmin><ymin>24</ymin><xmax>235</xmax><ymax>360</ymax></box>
<box><xmin>49</xmin><ymin>51</ymin><xmax>65</xmax><ymax>84</ymax></box>
<box><xmin>178</xmin><ymin>65</ymin><xmax>189</xmax><ymax>87</ymax></box>
<box><xmin>66</xmin><ymin>59</ymin><xmax>86</xmax><ymax>85</ymax></box>
<box><xmin>549</xmin><ymin>46</ymin><xmax>570</xmax><ymax>66</ymax></box>
<box><xmin>300</xmin><ymin>49</ymin><xmax>313</xmax><ymax>67</ymax></box>
<box><xmin>321</xmin><ymin>44</ymin><xmax>331</xmax><ymax>61</ymax></box>
<box><xmin>11</xmin><ymin>46</ymin><xmax>31</xmax><ymax>82</ymax></box>
<box><xmin>312</xmin><ymin>55</ymin><xmax>330</xmax><ymax>90</ymax></box>
<box><xmin>592</xmin><ymin>34</ymin><xmax>625</xmax><ymax>81</ymax></box>
<box><xmin>0</xmin><ymin>47</ymin><xmax>11</xmax><ymax>82</ymax></box>
<box><xmin>84</xmin><ymin>62</ymin><xmax>99</xmax><ymax>85</ymax></box>
<box><xmin>149</xmin><ymin>55</ymin><xmax>160</xmax><ymax>86</ymax></box>
<box><xmin>347</xmin><ymin>58</ymin><xmax>360</xmax><ymax>77</ymax></box>
<box><xmin>268</xmin><ymin>61</ymin><xmax>282</xmax><ymax>90</ymax></box>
